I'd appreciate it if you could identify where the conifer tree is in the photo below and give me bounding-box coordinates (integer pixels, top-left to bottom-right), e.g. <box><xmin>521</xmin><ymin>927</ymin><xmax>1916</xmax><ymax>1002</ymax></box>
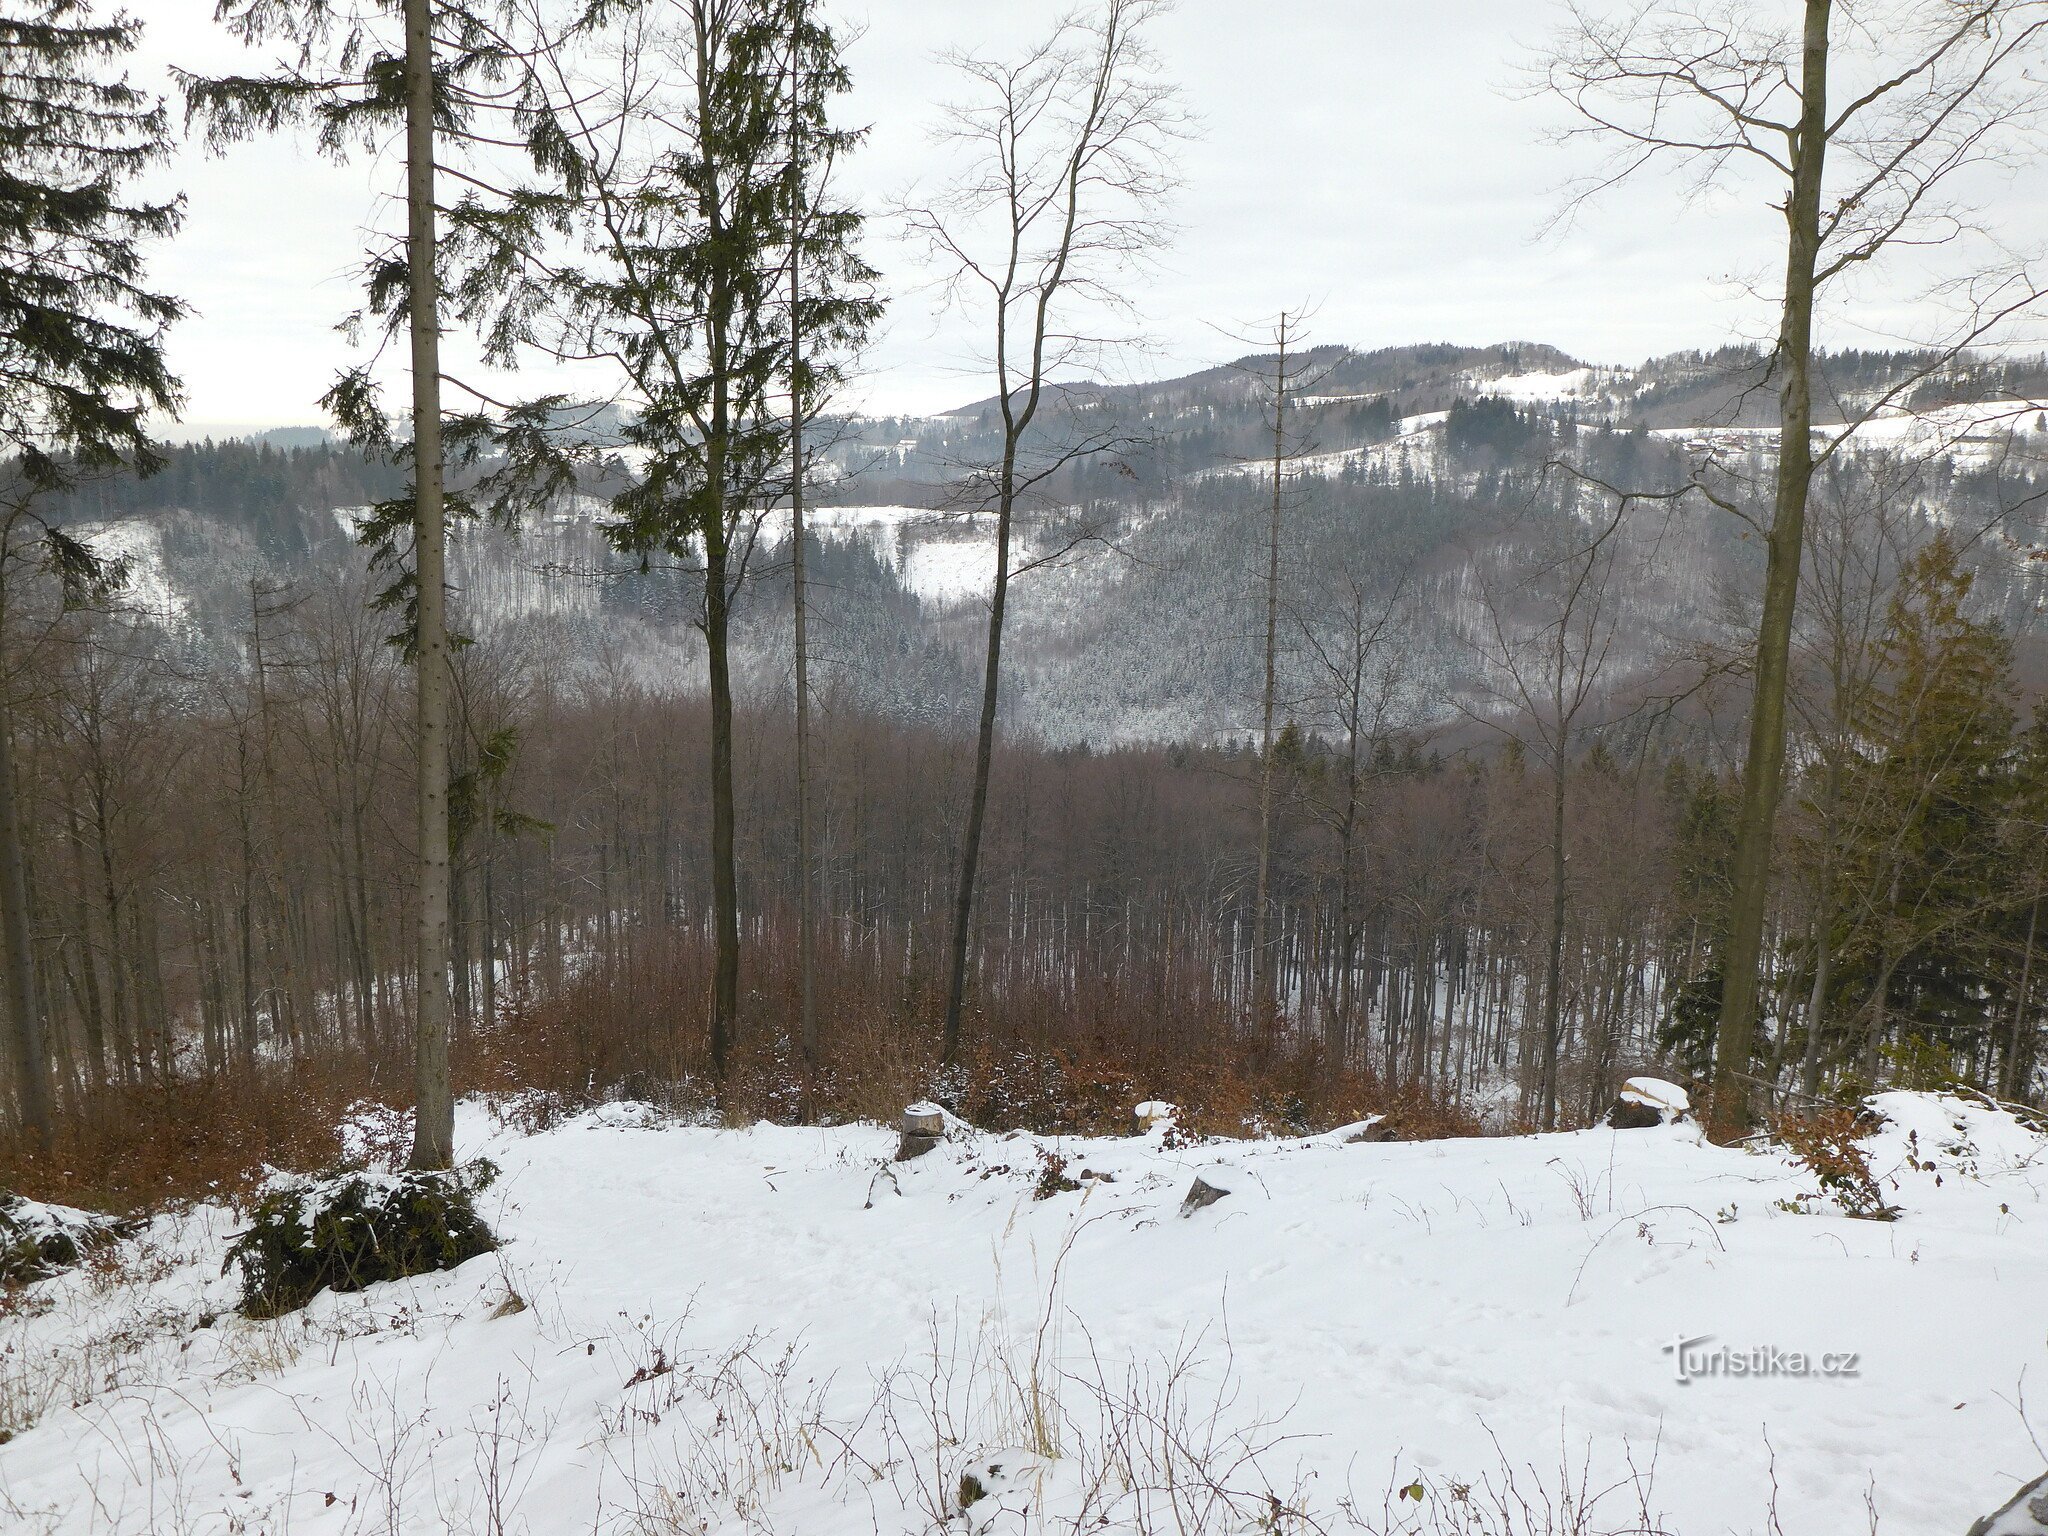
<box><xmin>0</xmin><ymin>0</ymin><xmax>183</xmax><ymax>1151</ymax></box>
<box><xmin>187</xmin><ymin>0</ymin><xmax>583</xmax><ymax>1167</ymax></box>
<box><xmin>1833</xmin><ymin>532</ymin><xmax>2017</xmax><ymax>1082</ymax></box>
<box><xmin>489</xmin><ymin>0</ymin><xmax>875</xmax><ymax>1082</ymax></box>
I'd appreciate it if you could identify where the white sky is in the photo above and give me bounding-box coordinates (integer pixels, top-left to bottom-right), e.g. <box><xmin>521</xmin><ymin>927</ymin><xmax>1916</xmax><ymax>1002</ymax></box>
<box><xmin>132</xmin><ymin>1</ymin><xmax>2048</xmax><ymax>436</ymax></box>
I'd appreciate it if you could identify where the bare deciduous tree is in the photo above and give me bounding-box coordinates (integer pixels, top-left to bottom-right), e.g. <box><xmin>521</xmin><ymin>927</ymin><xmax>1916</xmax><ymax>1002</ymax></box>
<box><xmin>1534</xmin><ymin>0</ymin><xmax>2048</xmax><ymax>1134</ymax></box>
<box><xmin>1461</xmin><ymin>490</ymin><xmax>1633</xmax><ymax>1129</ymax></box>
<box><xmin>901</xmin><ymin>0</ymin><xmax>1183</xmax><ymax>1064</ymax></box>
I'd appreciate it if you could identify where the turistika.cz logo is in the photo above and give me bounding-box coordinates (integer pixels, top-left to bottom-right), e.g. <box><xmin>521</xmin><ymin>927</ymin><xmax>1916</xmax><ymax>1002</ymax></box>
<box><xmin>1661</xmin><ymin>1334</ymin><xmax>1861</xmax><ymax>1385</ymax></box>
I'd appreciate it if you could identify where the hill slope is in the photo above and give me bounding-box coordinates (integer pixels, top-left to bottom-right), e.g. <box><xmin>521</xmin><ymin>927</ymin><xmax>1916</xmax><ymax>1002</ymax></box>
<box><xmin>0</xmin><ymin>1091</ymin><xmax>2041</xmax><ymax>1533</ymax></box>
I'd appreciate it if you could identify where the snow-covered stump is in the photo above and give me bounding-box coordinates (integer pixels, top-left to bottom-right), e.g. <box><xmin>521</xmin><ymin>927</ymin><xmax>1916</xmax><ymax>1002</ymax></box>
<box><xmin>1607</xmin><ymin>1076</ymin><xmax>1691</xmax><ymax>1129</ymax></box>
<box><xmin>1968</xmin><ymin>1471</ymin><xmax>2048</xmax><ymax>1535</ymax></box>
<box><xmin>1133</xmin><ymin>1099</ymin><xmax>1177</xmax><ymax>1136</ymax></box>
<box><xmin>895</xmin><ymin>1101</ymin><xmax>945</xmax><ymax>1162</ymax></box>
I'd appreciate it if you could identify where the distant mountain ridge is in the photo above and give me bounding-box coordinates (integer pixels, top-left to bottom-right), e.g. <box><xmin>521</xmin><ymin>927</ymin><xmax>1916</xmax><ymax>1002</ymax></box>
<box><xmin>47</xmin><ymin>338</ymin><xmax>2048</xmax><ymax>749</ymax></box>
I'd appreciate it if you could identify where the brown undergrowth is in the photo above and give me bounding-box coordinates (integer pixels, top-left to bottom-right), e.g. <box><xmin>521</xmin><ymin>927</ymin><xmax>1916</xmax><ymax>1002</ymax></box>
<box><xmin>0</xmin><ymin>927</ymin><xmax>1479</xmax><ymax>1215</ymax></box>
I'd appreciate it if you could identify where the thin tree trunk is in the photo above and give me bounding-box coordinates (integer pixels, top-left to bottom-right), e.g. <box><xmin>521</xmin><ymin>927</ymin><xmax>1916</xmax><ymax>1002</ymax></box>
<box><xmin>705</xmin><ymin>531</ymin><xmax>739</xmax><ymax>1079</ymax></box>
<box><xmin>0</xmin><ymin>692</ymin><xmax>52</xmax><ymax>1151</ymax></box>
<box><xmin>1253</xmin><ymin>313</ymin><xmax>1291</xmax><ymax>1029</ymax></box>
<box><xmin>1540</xmin><ymin>750</ymin><xmax>1568</xmax><ymax>1130</ymax></box>
<box><xmin>787</xmin><ymin>31</ymin><xmax>819</xmax><ymax>1091</ymax></box>
<box><xmin>405</xmin><ymin>0</ymin><xmax>454</xmax><ymax>1170</ymax></box>
<box><xmin>1711</xmin><ymin>0</ymin><xmax>1830</xmax><ymax>1140</ymax></box>
<box><xmin>943</xmin><ymin>513</ymin><xmax>1010</xmax><ymax>1063</ymax></box>
<box><xmin>2005</xmin><ymin>863</ymin><xmax>2042</xmax><ymax>1097</ymax></box>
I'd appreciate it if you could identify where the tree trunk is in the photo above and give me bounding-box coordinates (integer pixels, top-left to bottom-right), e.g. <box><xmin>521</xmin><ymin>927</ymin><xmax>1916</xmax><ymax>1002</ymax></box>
<box><xmin>2004</xmin><ymin>873</ymin><xmax>2041</xmax><ymax>1097</ymax></box>
<box><xmin>405</xmin><ymin>0</ymin><xmax>455</xmax><ymax>1170</ymax></box>
<box><xmin>788</xmin><ymin>61</ymin><xmax>819</xmax><ymax>1092</ymax></box>
<box><xmin>1710</xmin><ymin>0</ymin><xmax>1830</xmax><ymax>1141</ymax></box>
<box><xmin>942</xmin><ymin>490</ymin><xmax>1011</xmax><ymax>1063</ymax></box>
<box><xmin>0</xmin><ymin>693</ymin><xmax>51</xmax><ymax>1152</ymax></box>
<box><xmin>705</xmin><ymin>529</ymin><xmax>739</xmax><ymax>1080</ymax></box>
<box><xmin>1253</xmin><ymin>315</ymin><xmax>1291</xmax><ymax>1029</ymax></box>
<box><xmin>1539</xmin><ymin>752</ymin><xmax>1568</xmax><ymax>1130</ymax></box>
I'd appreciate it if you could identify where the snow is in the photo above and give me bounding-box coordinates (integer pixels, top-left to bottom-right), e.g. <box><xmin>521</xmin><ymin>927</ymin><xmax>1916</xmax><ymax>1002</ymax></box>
<box><xmin>765</xmin><ymin>504</ymin><xmax>1003</xmax><ymax>604</ymax></box>
<box><xmin>1</xmin><ymin>1092</ymin><xmax>2044</xmax><ymax>1533</ymax></box>
<box><xmin>1469</xmin><ymin>367</ymin><xmax>1597</xmax><ymax>402</ymax></box>
<box><xmin>900</xmin><ymin>534</ymin><xmax>998</xmax><ymax>603</ymax></box>
<box><xmin>74</xmin><ymin>520</ymin><xmax>190</xmax><ymax>629</ymax></box>
<box><xmin>1648</xmin><ymin>399</ymin><xmax>2048</xmax><ymax>472</ymax></box>
<box><xmin>1839</xmin><ymin>397</ymin><xmax>2048</xmax><ymax>468</ymax></box>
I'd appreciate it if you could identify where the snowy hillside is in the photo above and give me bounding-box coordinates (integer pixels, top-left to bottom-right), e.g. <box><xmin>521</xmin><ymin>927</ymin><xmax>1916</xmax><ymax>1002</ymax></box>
<box><xmin>2</xmin><ymin>1092</ymin><xmax>2043</xmax><ymax>1534</ymax></box>
<box><xmin>47</xmin><ymin>340</ymin><xmax>2048</xmax><ymax>747</ymax></box>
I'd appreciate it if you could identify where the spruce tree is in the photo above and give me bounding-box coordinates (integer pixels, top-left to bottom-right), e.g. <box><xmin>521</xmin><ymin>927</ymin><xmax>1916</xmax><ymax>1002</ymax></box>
<box><xmin>481</xmin><ymin>0</ymin><xmax>875</xmax><ymax>1084</ymax></box>
<box><xmin>188</xmin><ymin>0</ymin><xmax>581</xmax><ymax>1167</ymax></box>
<box><xmin>0</xmin><ymin>0</ymin><xmax>183</xmax><ymax>1152</ymax></box>
<box><xmin>1835</xmin><ymin>532</ymin><xmax>2016</xmax><ymax>1083</ymax></box>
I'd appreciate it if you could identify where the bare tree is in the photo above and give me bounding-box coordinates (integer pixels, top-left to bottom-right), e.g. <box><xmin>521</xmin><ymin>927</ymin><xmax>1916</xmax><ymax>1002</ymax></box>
<box><xmin>1218</xmin><ymin>310</ymin><xmax>1335</xmax><ymax>1030</ymax></box>
<box><xmin>1461</xmin><ymin>490</ymin><xmax>1633</xmax><ymax>1129</ymax></box>
<box><xmin>1534</xmin><ymin>0</ymin><xmax>2048</xmax><ymax>1134</ymax></box>
<box><xmin>1288</xmin><ymin>550</ymin><xmax>1412</xmax><ymax>1061</ymax></box>
<box><xmin>901</xmin><ymin>0</ymin><xmax>1182</xmax><ymax>1064</ymax></box>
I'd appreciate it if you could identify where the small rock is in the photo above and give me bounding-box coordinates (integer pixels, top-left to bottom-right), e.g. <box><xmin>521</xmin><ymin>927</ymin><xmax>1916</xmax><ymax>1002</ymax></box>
<box><xmin>1179</xmin><ymin>1164</ymin><xmax>1241</xmax><ymax>1216</ymax></box>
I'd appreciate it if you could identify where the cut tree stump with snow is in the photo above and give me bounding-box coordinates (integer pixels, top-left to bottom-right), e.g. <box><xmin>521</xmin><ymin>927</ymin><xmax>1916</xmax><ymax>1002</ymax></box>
<box><xmin>1607</xmin><ymin>1076</ymin><xmax>1691</xmax><ymax>1129</ymax></box>
<box><xmin>1133</xmin><ymin>1099</ymin><xmax>1177</xmax><ymax>1135</ymax></box>
<box><xmin>1969</xmin><ymin>1470</ymin><xmax>2048</xmax><ymax>1535</ymax></box>
<box><xmin>896</xmin><ymin>1102</ymin><xmax>945</xmax><ymax>1161</ymax></box>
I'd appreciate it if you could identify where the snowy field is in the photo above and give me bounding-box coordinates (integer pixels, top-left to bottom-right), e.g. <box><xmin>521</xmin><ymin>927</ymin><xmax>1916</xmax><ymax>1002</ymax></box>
<box><xmin>1</xmin><ymin>1092</ymin><xmax>2044</xmax><ymax>1534</ymax></box>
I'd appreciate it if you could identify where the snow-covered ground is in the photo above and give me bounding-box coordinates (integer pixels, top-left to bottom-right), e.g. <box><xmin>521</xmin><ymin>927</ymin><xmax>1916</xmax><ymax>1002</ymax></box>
<box><xmin>2</xmin><ymin>1092</ymin><xmax>2043</xmax><ymax>1534</ymax></box>
<box><xmin>1464</xmin><ymin>367</ymin><xmax>1600</xmax><ymax>403</ymax></box>
<box><xmin>76</xmin><ymin>520</ymin><xmax>191</xmax><ymax>631</ymax></box>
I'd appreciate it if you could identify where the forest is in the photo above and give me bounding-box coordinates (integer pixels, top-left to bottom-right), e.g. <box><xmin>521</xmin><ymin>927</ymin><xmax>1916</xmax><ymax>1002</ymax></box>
<box><xmin>14</xmin><ymin>3</ymin><xmax>2048</xmax><ymax>1533</ymax></box>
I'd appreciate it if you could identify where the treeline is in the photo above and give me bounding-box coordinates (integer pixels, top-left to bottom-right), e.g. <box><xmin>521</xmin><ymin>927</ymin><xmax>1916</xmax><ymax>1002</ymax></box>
<box><xmin>11</xmin><ymin>509</ymin><xmax>2043</xmax><ymax>1165</ymax></box>
<box><xmin>39</xmin><ymin>440</ymin><xmax>404</xmax><ymax>544</ymax></box>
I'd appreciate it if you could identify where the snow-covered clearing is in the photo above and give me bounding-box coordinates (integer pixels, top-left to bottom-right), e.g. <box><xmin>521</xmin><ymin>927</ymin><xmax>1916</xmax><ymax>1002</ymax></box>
<box><xmin>75</xmin><ymin>520</ymin><xmax>190</xmax><ymax>630</ymax></box>
<box><xmin>1464</xmin><ymin>368</ymin><xmax>1599</xmax><ymax>403</ymax></box>
<box><xmin>2</xmin><ymin>1092</ymin><xmax>2044</xmax><ymax>1534</ymax></box>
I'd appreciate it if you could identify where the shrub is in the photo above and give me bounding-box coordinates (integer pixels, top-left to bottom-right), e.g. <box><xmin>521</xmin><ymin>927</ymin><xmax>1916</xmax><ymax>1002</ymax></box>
<box><xmin>1777</xmin><ymin>1108</ymin><xmax>1899</xmax><ymax>1221</ymax></box>
<box><xmin>0</xmin><ymin>1192</ymin><xmax>125</xmax><ymax>1285</ymax></box>
<box><xmin>224</xmin><ymin>1160</ymin><xmax>500</xmax><ymax>1318</ymax></box>
<box><xmin>1031</xmin><ymin>1148</ymin><xmax>1081</xmax><ymax>1200</ymax></box>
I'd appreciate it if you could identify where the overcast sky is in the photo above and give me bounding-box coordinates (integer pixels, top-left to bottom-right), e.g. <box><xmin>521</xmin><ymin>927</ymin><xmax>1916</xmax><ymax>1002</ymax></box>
<box><xmin>132</xmin><ymin>1</ymin><xmax>2048</xmax><ymax>437</ymax></box>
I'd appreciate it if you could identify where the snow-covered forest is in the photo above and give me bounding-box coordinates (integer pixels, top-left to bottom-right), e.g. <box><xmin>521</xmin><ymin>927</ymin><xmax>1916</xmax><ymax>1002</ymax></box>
<box><xmin>6</xmin><ymin>1</ymin><xmax>2048</xmax><ymax>1533</ymax></box>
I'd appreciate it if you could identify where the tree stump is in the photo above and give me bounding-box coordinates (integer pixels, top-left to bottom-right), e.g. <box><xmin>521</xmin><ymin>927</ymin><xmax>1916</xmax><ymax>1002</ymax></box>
<box><xmin>1606</xmin><ymin>1076</ymin><xmax>1691</xmax><ymax>1129</ymax></box>
<box><xmin>895</xmin><ymin>1102</ymin><xmax>945</xmax><ymax>1161</ymax></box>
